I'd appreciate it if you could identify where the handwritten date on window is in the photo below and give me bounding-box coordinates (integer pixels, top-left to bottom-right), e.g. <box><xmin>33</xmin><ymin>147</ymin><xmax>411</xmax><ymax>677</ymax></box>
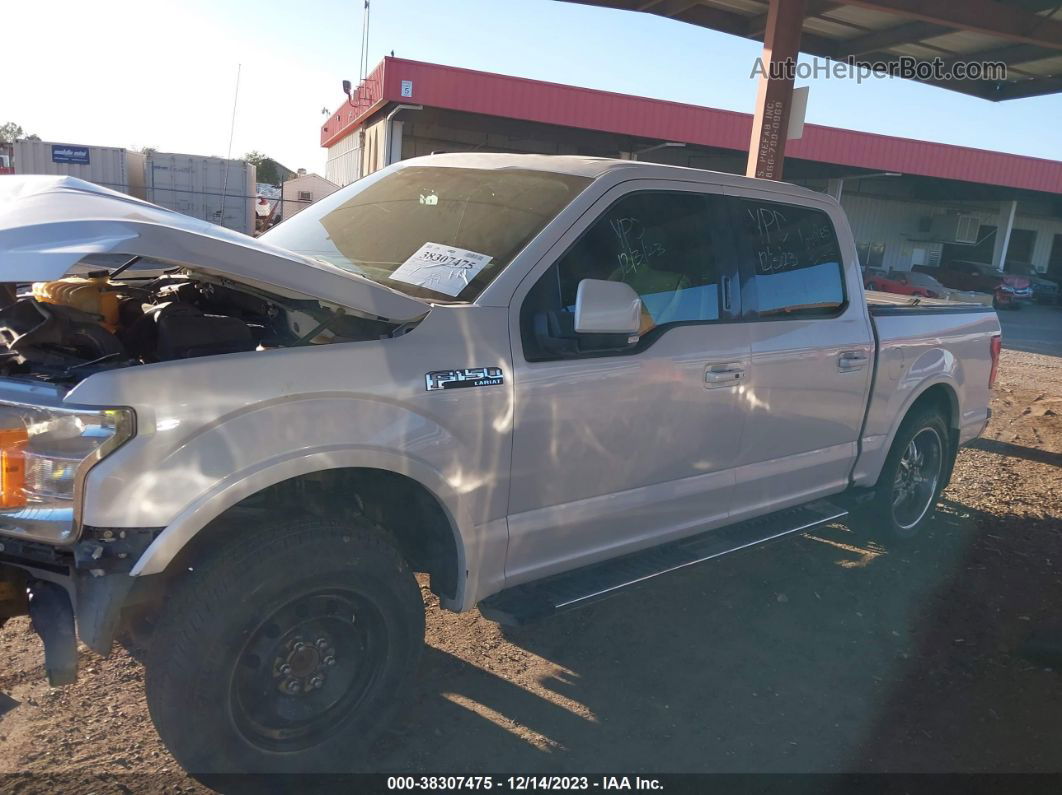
<box><xmin>746</xmin><ymin>205</ymin><xmax>837</xmax><ymax>274</ymax></box>
<box><xmin>611</xmin><ymin>216</ymin><xmax>666</xmax><ymax>275</ymax></box>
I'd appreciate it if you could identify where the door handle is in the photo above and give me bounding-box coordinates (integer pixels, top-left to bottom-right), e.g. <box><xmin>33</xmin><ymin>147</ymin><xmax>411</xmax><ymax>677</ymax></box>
<box><xmin>705</xmin><ymin>362</ymin><xmax>746</xmax><ymax>386</ymax></box>
<box><xmin>838</xmin><ymin>351</ymin><xmax>868</xmax><ymax>372</ymax></box>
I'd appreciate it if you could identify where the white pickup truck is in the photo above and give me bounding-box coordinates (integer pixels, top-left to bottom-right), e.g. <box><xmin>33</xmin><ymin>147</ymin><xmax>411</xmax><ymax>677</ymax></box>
<box><xmin>0</xmin><ymin>155</ymin><xmax>1000</xmax><ymax>774</ymax></box>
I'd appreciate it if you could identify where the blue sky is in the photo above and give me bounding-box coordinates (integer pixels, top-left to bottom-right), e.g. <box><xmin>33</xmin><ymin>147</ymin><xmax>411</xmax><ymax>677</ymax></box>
<box><xmin>7</xmin><ymin>0</ymin><xmax>1060</xmax><ymax>172</ymax></box>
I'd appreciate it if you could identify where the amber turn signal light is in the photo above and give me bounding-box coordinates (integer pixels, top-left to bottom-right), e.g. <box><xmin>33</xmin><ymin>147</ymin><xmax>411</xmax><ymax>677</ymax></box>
<box><xmin>0</xmin><ymin>427</ymin><xmax>28</xmax><ymax>509</ymax></box>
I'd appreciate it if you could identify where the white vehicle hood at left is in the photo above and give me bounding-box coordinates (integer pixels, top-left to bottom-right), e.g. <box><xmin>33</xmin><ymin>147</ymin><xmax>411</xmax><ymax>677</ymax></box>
<box><xmin>0</xmin><ymin>175</ymin><xmax>428</xmax><ymax>322</ymax></box>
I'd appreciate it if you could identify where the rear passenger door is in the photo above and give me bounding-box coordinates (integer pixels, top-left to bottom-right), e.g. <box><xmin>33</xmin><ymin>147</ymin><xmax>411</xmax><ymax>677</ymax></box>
<box><xmin>724</xmin><ymin>191</ymin><xmax>874</xmax><ymax>520</ymax></box>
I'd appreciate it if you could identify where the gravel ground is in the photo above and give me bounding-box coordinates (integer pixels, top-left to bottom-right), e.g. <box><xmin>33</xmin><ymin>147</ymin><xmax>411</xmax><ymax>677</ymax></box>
<box><xmin>0</xmin><ymin>349</ymin><xmax>1059</xmax><ymax>790</ymax></box>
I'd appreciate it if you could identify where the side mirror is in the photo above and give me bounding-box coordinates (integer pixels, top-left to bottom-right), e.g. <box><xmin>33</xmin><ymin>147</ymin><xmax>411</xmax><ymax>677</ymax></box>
<box><xmin>574</xmin><ymin>279</ymin><xmax>642</xmax><ymax>336</ymax></box>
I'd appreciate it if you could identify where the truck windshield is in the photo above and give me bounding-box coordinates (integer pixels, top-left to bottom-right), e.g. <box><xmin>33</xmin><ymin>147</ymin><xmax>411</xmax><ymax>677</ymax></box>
<box><xmin>262</xmin><ymin>165</ymin><xmax>591</xmax><ymax>302</ymax></box>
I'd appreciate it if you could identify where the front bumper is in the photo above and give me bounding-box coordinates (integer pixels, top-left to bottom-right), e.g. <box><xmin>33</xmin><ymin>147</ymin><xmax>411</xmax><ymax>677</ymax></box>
<box><xmin>1</xmin><ymin>526</ymin><xmax>160</xmax><ymax>685</ymax></box>
<box><xmin>996</xmin><ymin>290</ymin><xmax>1033</xmax><ymax>305</ymax></box>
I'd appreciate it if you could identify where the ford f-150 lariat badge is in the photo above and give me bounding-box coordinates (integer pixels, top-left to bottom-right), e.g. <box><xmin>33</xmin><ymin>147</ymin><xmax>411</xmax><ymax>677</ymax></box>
<box><xmin>425</xmin><ymin>367</ymin><xmax>504</xmax><ymax>391</ymax></box>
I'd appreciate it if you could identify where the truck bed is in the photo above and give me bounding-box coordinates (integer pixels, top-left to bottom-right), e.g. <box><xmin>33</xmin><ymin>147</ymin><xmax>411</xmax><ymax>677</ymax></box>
<box><xmin>851</xmin><ymin>297</ymin><xmax>1000</xmax><ymax>488</ymax></box>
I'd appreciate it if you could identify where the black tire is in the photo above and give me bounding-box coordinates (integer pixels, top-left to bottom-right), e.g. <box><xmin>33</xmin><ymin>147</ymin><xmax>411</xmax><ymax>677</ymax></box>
<box><xmin>859</xmin><ymin>408</ymin><xmax>952</xmax><ymax>542</ymax></box>
<box><xmin>144</xmin><ymin>516</ymin><xmax>424</xmax><ymax>775</ymax></box>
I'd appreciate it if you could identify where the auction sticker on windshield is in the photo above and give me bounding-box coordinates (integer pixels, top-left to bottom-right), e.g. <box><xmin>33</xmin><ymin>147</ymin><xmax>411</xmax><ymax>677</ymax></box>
<box><xmin>389</xmin><ymin>242</ymin><xmax>494</xmax><ymax>297</ymax></box>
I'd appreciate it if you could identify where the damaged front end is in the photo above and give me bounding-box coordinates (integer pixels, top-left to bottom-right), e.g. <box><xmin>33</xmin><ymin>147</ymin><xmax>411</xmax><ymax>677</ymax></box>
<box><xmin>1</xmin><ymin>527</ymin><xmax>158</xmax><ymax>685</ymax></box>
<box><xmin>0</xmin><ymin>267</ymin><xmax>404</xmax><ymax>386</ymax></box>
<box><xmin>0</xmin><ymin>175</ymin><xmax>430</xmax><ymax>684</ymax></box>
<box><xmin>0</xmin><ymin>176</ymin><xmax>427</xmax><ymax>386</ymax></box>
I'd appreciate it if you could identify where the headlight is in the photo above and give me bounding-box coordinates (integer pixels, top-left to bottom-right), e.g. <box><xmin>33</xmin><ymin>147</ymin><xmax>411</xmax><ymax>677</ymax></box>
<box><xmin>0</xmin><ymin>404</ymin><xmax>134</xmax><ymax>544</ymax></box>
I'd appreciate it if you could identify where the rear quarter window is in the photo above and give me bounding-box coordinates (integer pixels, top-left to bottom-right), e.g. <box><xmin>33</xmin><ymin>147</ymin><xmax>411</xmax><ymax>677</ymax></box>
<box><xmin>733</xmin><ymin>198</ymin><xmax>846</xmax><ymax>318</ymax></box>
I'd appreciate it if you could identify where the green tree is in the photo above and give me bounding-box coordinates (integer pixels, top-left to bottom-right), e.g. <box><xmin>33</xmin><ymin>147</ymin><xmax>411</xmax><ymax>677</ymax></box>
<box><xmin>243</xmin><ymin>151</ymin><xmax>284</xmax><ymax>184</ymax></box>
<box><xmin>0</xmin><ymin>122</ymin><xmax>39</xmax><ymax>144</ymax></box>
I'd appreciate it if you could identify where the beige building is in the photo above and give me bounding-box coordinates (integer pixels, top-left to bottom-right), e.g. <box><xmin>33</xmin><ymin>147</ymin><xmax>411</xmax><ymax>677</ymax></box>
<box><xmin>281</xmin><ymin>171</ymin><xmax>339</xmax><ymax>220</ymax></box>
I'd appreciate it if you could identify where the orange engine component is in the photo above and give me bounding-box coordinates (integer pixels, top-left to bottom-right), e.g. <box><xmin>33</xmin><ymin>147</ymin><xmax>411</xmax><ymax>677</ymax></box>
<box><xmin>32</xmin><ymin>275</ymin><xmax>121</xmax><ymax>331</ymax></box>
<box><xmin>0</xmin><ymin>427</ymin><xmax>27</xmax><ymax>509</ymax></box>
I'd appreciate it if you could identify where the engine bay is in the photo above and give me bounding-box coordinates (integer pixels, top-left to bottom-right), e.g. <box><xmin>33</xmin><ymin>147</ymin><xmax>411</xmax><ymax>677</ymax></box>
<box><xmin>0</xmin><ymin>268</ymin><xmax>403</xmax><ymax>385</ymax></box>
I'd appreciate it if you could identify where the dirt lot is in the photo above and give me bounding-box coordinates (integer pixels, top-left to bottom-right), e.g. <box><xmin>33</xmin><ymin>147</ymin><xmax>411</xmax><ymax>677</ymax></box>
<box><xmin>1</xmin><ymin>348</ymin><xmax>1060</xmax><ymax>789</ymax></box>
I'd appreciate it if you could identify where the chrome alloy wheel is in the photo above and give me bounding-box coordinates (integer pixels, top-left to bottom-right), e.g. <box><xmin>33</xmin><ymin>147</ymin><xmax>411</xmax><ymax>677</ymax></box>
<box><xmin>891</xmin><ymin>427</ymin><xmax>944</xmax><ymax>531</ymax></box>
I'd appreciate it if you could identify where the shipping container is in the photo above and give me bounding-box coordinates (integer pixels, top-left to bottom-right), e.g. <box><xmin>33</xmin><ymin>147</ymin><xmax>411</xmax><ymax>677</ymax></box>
<box><xmin>125</xmin><ymin>150</ymin><xmax>147</xmax><ymax>200</ymax></box>
<box><xmin>12</xmin><ymin>140</ymin><xmax>132</xmax><ymax>194</ymax></box>
<box><xmin>143</xmin><ymin>153</ymin><xmax>256</xmax><ymax>235</ymax></box>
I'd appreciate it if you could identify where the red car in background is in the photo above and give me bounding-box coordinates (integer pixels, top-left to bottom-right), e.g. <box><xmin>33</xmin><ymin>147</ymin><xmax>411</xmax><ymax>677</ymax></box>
<box><xmin>864</xmin><ymin>270</ymin><xmax>946</xmax><ymax>298</ymax></box>
<box><xmin>915</xmin><ymin>260</ymin><xmax>1032</xmax><ymax>309</ymax></box>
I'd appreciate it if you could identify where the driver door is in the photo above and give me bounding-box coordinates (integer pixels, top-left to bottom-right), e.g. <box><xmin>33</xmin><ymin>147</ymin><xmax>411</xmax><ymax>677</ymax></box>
<box><xmin>504</xmin><ymin>182</ymin><xmax>750</xmax><ymax>586</ymax></box>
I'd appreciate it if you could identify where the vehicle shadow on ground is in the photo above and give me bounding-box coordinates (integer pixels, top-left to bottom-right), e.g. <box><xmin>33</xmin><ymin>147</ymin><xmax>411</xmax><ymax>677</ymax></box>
<box><xmin>967</xmin><ymin>438</ymin><xmax>1062</xmax><ymax>467</ymax></box>
<box><xmin>846</xmin><ymin>499</ymin><xmax>1062</xmax><ymax>772</ymax></box>
<box><xmin>370</xmin><ymin>499</ymin><xmax>1062</xmax><ymax>773</ymax></box>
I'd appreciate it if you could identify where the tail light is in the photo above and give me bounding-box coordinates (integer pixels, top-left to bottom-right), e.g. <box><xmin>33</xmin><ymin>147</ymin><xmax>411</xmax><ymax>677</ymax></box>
<box><xmin>0</xmin><ymin>427</ymin><xmax>28</xmax><ymax>508</ymax></box>
<box><xmin>989</xmin><ymin>334</ymin><xmax>1002</xmax><ymax>387</ymax></box>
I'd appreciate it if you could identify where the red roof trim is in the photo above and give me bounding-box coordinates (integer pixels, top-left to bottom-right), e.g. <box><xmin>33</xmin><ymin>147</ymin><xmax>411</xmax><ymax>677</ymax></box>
<box><xmin>320</xmin><ymin>60</ymin><xmax>389</xmax><ymax>149</ymax></box>
<box><xmin>320</xmin><ymin>57</ymin><xmax>1062</xmax><ymax>194</ymax></box>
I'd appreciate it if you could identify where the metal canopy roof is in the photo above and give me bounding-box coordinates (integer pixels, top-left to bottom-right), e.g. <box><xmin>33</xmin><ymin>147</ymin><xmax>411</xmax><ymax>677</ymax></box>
<box><xmin>559</xmin><ymin>0</ymin><xmax>1062</xmax><ymax>100</ymax></box>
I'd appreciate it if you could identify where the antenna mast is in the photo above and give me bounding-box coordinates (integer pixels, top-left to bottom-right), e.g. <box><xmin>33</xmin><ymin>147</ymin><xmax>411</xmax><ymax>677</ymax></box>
<box><xmin>226</xmin><ymin>63</ymin><xmax>242</xmax><ymax>159</ymax></box>
<box><xmin>359</xmin><ymin>1</ymin><xmax>372</xmax><ymax>82</ymax></box>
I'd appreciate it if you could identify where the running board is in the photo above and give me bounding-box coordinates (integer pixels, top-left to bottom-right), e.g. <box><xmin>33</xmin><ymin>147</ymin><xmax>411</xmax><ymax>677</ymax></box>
<box><xmin>479</xmin><ymin>500</ymin><xmax>847</xmax><ymax>626</ymax></box>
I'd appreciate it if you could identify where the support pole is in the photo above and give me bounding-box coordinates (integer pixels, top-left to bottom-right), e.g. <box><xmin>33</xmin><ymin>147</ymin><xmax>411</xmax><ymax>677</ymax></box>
<box><xmin>746</xmin><ymin>0</ymin><xmax>807</xmax><ymax>181</ymax></box>
<box><xmin>992</xmin><ymin>200</ymin><xmax>1018</xmax><ymax>271</ymax></box>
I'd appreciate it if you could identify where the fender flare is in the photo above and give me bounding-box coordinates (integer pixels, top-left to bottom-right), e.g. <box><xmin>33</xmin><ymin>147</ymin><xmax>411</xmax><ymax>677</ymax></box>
<box><xmin>129</xmin><ymin>445</ymin><xmax>468</xmax><ymax>600</ymax></box>
<box><xmin>877</xmin><ymin>376</ymin><xmax>960</xmax><ymax>471</ymax></box>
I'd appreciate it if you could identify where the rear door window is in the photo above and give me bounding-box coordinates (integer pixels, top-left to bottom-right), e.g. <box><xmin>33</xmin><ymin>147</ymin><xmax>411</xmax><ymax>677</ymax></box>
<box><xmin>732</xmin><ymin>198</ymin><xmax>846</xmax><ymax>318</ymax></box>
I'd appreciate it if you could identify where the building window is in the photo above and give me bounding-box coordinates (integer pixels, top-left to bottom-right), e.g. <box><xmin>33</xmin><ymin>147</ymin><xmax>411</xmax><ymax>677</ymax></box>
<box><xmin>1007</xmin><ymin>229</ymin><xmax>1036</xmax><ymax>264</ymax></box>
<box><xmin>298</xmin><ymin>191</ymin><xmax>313</xmax><ymax>203</ymax></box>
<box><xmin>856</xmin><ymin>241</ymin><xmax>886</xmax><ymax>269</ymax></box>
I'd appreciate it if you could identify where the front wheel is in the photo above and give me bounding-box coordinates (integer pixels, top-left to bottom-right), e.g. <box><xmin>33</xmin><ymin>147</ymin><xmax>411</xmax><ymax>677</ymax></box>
<box><xmin>144</xmin><ymin>516</ymin><xmax>425</xmax><ymax>775</ymax></box>
<box><xmin>859</xmin><ymin>408</ymin><xmax>951</xmax><ymax>541</ymax></box>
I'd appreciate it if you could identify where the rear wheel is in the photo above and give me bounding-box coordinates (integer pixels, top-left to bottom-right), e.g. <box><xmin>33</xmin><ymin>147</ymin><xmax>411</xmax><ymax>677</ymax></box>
<box><xmin>144</xmin><ymin>516</ymin><xmax>424</xmax><ymax>775</ymax></box>
<box><xmin>859</xmin><ymin>408</ymin><xmax>951</xmax><ymax>541</ymax></box>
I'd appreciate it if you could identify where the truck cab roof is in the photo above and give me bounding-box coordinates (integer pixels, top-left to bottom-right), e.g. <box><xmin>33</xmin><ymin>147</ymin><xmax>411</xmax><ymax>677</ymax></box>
<box><xmin>403</xmin><ymin>152</ymin><xmax>835</xmax><ymax>204</ymax></box>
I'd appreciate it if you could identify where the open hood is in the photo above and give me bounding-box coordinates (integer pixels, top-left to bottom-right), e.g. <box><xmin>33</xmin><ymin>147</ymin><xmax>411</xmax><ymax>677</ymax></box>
<box><xmin>0</xmin><ymin>175</ymin><xmax>428</xmax><ymax>323</ymax></box>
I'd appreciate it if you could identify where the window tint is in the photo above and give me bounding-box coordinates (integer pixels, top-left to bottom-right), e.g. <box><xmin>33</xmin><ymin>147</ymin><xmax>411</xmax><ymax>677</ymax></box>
<box><xmin>735</xmin><ymin>199</ymin><xmax>845</xmax><ymax>317</ymax></box>
<box><xmin>555</xmin><ymin>192</ymin><xmax>722</xmax><ymax>334</ymax></box>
